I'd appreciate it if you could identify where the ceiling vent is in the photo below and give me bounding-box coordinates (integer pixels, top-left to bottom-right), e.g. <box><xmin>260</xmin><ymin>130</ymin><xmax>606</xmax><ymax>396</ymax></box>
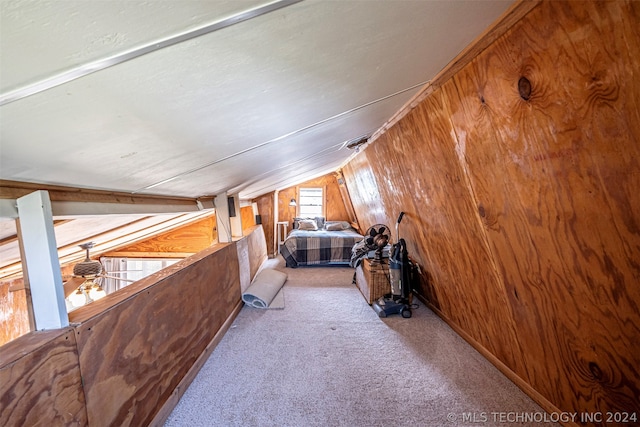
<box><xmin>346</xmin><ymin>135</ymin><xmax>370</xmax><ymax>151</ymax></box>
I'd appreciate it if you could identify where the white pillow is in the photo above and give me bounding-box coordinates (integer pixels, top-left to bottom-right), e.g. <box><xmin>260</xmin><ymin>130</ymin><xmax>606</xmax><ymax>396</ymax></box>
<box><xmin>326</xmin><ymin>222</ymin><xmax>346</xmax><ymax>231</ymax></box>
<box><xmin>298</xmin><ymin>219</ymin><xmax>318</xmax><ymax>230</ymax></box>
<box><xmin>325</xmin><ymin>221</ymin><xmax>350</xmax><ymax>231</ymax></box>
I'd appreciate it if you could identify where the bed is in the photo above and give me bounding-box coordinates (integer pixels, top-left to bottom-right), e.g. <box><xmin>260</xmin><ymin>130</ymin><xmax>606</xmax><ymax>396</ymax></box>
<box><xmin>280</xmin><ymin>220</ymin><xmax>364</xmax><ymax>268</ymax></box>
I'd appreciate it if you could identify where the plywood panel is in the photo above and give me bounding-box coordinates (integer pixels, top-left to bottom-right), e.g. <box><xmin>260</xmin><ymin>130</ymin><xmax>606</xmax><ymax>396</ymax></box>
<box><xmin>254</xmin><ymin>192</ymin><xmax>275</xmax><ymax>256</ymax></box>
<box><xmin>345</xmin><ymin>90</ymin><xmax>525</xmax><ymax>377</ymax></box>
<box><xmin>344</xmin><ymin>0</ymin><xmax>640</xmax><ymax>418</ymax></box>
<box><xmin>445</xmin><ymin>0</ymin><xmax>640</xmax><ymax>414</ymax></box>
<box><xmin>0</xmin><ymin>329</ymin><xmax>87</xmax><ymax>426</ymax></box>
<box><xmin>0</xmin><ymin>279</ymin><xmax>30</xmax><ymax>346</ymax></box>
<box><xmin>104</xmin><ymin>214</ymin><xmax>216</xmax><ymax>255</ymax></box>
<box><xmin>342</xmin><ymin>155</ymin><xmax>390</xmax><ymax>229</ymax></box>
<box><xmin>74</xmin><ymin>243</ymin><xmax>241</xmax><ymax>426</ymax></box>
<box><xmin>240</xmin><ymin>205</ymin><xmax>255</xmax><ymax>231</ymax></box>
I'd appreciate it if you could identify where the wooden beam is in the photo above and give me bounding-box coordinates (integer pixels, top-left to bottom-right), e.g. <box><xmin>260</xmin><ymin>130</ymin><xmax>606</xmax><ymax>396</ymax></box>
<box><xmin>102</xmin><ymin>252</ymin><xmax>196</xmax><ymax>259</ymax></box>
<box><xmin>0</xmin><ymin>180</ymin><xmax>215</xmax><ymax>218</ymax></box>
<box><xmin>214</xmin><ymin>193</ymin><xmax>232</xmax><ymax>243</ymax></box>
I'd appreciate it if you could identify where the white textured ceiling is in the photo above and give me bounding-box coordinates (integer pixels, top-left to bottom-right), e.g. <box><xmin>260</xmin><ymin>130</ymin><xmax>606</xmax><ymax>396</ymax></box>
<box><xmin>0</xmin><ymin>0</ymin><xmax>514</xmax><ymax>201</ymax></box>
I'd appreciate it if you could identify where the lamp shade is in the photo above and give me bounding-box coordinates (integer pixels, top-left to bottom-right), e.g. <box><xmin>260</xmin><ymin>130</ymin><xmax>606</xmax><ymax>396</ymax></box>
<box><xmin>289</xmin><ymin>199</ymin><xmax>296</xmax><ymax>206</ymax></box>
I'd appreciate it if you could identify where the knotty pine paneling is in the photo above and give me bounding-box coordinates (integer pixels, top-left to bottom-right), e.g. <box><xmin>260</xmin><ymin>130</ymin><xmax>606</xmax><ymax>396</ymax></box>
<box><xmin>74</xmin><ymin>243</ymin><xmax>241</xmax><ymax>426</ymax></box>
<box><xmin>0</xmin><ymin>329</ymin><xmax>87</xmax><ymax>426</ymax></box>
<box><xmin>343</xmin><ymin>0</ymin><xmax>639</xmax><ymax>419</ymax></box>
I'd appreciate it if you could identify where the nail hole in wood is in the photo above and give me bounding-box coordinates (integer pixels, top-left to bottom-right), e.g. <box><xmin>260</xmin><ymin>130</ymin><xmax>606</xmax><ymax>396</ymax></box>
<box><xmin>518</xmin><ymin>76</ymin><xmax>532</xmax><ymax>101</ymax></box>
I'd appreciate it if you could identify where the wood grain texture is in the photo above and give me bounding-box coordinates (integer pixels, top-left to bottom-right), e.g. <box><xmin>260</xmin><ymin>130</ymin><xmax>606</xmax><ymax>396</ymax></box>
<box><xmin>149</xmin><ymin>299</ymin><xmax>243</xmax><ymax>427</ymax></box>
<box><xmin>446</xmin><ymin>0</ymin><xmax>640</xmax><ymax>415</ymax></box>
<box><xmin>254</xmin><ymin>191</ymin><xmax>275</xmax><ymax>256</ymax></box>
<box><xmin>73</xmin><ymin>243</ymin><xmax>241</xmax><ymax>426</ymax></box>
<box><xmin>344</xmin><ymin>91</ymin><xmax>525</xmax><ymax>377</ymax></box>
<box><xmin>368</xmin><ymin>0</ymin><xmax>542</xmax><ymax>150</ymax></box>
<box><xmin>0</xmin><ymin>329</ymin><xmax>87</xmax><ymax>426</ymax></box>
<box><xmin>334</xmin><ymin>170</ymin><xmax>361</xmax><ymax>232</ymax></box>
<box><xmin>0</xmin><ymin>279</ymin><xmax>30</xmax><ymax>346</ymax></box>
<box><xmin>240</xmin><ymin>205</ymin><xmax>256</xmax><ymax>231</ymax></box>
<box><xmin>0</xmin><ymin>222</ymin><xmax>266</xmax><ymax>427</ymax></box>
<box><xmin>0</xmin><ymin>179</ymin><xmax>209</xmax><ymax>207</ymax></box>
<box><xmin>344</xmin><ymin>0</ymin><xmax>640</xmax><ymax>419</ymax></box>
<box><xmin>103</xmin><ymin>214</ymin><xmax>216</xmax><ymax>255</ymax></box>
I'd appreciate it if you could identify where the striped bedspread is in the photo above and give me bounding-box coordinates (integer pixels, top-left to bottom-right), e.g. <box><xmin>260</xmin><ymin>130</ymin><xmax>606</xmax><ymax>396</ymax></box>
<box><xmin>280</xmin><ymin>228</ymin><xmax>364</xmax><ymax>268</ymax></box>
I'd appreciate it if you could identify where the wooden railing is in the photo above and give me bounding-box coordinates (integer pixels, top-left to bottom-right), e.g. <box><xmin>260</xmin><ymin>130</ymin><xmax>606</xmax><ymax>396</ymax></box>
<box><xmin>0</xmin><ymin>225</ymin><xmax>267</xmax><ymax>427</ymax></box>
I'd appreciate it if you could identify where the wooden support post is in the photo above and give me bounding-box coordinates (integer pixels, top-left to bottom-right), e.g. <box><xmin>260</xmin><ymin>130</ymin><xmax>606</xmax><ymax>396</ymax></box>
<box><xmin>228</xmin><ymin>193</ymin><xmax>242</xmax><ymax>238</ymax></box>
<box><xmin>214</xmin><ymin>193</ymin><xmax>232</xmax><ymax>243</ymax></box>
<box><xmin>16</xmin><ymin>190</ymin><xmax>68</xmax><ymax>330</ymax></box>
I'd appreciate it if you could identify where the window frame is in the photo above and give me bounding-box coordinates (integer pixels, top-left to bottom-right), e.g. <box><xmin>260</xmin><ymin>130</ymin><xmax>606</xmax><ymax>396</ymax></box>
<box><xmin>296</xmin><ymin>186</ymin><xmax>325</xmax><ymax>218</ymax></box>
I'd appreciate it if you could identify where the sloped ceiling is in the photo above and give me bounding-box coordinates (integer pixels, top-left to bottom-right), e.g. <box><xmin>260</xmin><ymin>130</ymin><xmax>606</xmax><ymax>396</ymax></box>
<box><xmin>1</xmin><ymin>0</ymin><xmax>514</xmax><ymax>201</ymax></box>
<box><xmin>0</xmin><ymin>210</ymin><xmax>215</xmax><ymax>279</ymax></box>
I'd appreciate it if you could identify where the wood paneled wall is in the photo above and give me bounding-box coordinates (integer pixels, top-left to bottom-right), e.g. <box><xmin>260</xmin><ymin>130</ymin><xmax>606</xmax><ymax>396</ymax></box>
<box><xmin>277</xmin><ymin>173</ymin><xmax>351</xmax><ymax>230</ymax></box>
<box><xmin>254</xmin><ymin>191</ymin><xmax>275</xmax><ymax>256</ymax></box>
<box><xmin>0</xmin><ymin>225</ymin><xmax>268</xmax><ymax>427</ymax></box>
<box><xmin>0</xmin><ymin>279</ymin><xmax>29</xmax><ymax>346</ymax></box>
<box><xmin>74</xmin><ymin>243</ymin><xmax>240</xmax><ymax>426</ymax></box>
<box><xmin>240</xmin><ymin>205</ymin><xmax>256</xmax><ymax>231</ymax></box>
<box><xmin>103</xmin><ymin>214</ymin><xmax>217</xmax><ymax>257</ymax></box>
<box><xmin>252</xmin><ymin>173</ymin><xmax>351</xmax><ymax>256</ymax></box>
<box><xmin>343</xmin><ymin>0</ymin><xmax>639</xmax><ymax>420</ymax></box>
<box><xmin>0</xmin><ymin>329</ymin><xmax>87</xmax><ymax>425</ymax></box>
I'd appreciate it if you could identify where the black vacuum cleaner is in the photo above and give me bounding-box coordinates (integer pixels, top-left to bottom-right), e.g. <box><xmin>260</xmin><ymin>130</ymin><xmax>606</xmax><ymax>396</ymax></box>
<box><xmin>372</xmin><ymin>212</ymin><xmax>412</xmax><ymax>318</ymax></box>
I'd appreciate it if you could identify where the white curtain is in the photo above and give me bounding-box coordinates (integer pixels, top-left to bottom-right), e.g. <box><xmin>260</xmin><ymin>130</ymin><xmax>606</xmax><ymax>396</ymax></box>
<box><xmin>99</xmin><ymin>257</ymin><xmax>128</xmax><ymax>294</ymax></box>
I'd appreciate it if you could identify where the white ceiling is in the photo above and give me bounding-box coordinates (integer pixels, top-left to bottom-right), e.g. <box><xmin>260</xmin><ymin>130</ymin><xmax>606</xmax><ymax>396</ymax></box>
<box><xmin>1</xmin><ymin>0</ymin><xmax>514</xmax><ymax>201</ymax></box>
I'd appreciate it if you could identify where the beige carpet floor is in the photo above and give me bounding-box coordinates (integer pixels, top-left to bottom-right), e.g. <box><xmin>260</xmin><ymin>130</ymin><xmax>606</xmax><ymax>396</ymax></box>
<box><xmin>164</xmin><ymin>256</ymin><xmax>557</xmax><ymax>427</ymax></box>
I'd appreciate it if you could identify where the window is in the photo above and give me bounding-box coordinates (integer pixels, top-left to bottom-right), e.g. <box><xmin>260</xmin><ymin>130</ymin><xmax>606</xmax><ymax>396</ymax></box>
<box><xmin>298</xmin><ymin>187</ymin><xmax>324</xmax><ymax>217</ymax></box>
<box><xmin>100</xmin><ymin>257</ymin><xmax>179</xmax><ymax>294</ymax></box>
<box><xmin>122</xmin><ymin>258</ymin><xmax>179</xmax><ymax>282</ymax></box>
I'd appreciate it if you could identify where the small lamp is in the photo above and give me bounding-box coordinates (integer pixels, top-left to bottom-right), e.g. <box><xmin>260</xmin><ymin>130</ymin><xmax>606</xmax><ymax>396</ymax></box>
<box><xmin>289</xmin><ymin>198</ymin><xmax>297</xmax><ymax>207</ymax></box>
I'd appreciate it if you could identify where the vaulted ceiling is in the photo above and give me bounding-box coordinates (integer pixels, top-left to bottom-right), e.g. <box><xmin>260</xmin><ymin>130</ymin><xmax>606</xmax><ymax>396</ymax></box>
<box><xmin>1</xmin><ymin>0</ymin><xmax>514</xmax><ymax>201</ymax></box>
<box><xmin>0</xmin><ymin>0</ymin><xmax>516</xmax><ymax>275</ymax></box>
